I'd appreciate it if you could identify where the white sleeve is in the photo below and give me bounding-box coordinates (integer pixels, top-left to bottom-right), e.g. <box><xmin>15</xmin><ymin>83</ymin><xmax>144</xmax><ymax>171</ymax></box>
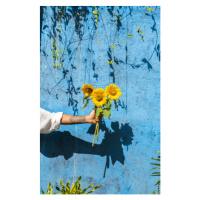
<box><xmin>40</xmin><ymin>108</ymin><xmax>63</xmax><ymax>134</ymax></box>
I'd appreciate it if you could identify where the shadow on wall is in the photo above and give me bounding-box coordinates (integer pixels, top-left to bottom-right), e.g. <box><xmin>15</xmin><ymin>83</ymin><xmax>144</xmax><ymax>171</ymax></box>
<box><xmin>40</xmin><ymin>121</ymin><xmax>134</xmax><ymax>178</ymax></box>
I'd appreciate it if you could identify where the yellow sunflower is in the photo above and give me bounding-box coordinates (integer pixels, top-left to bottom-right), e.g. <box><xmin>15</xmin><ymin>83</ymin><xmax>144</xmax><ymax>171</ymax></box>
<box><xmin>81</xmin><ymin>84</ymin><xmax>95</xmax><ymax>97</ymax></box>
<box><xmin>105</xmin><ymin>84</ymin><xmax>122</xmax><ymax>100</ymax></box>
<box><xmin>91</xmin><ymin>88</ymin><xmax>107</xmax><ymax>107</ymax></box>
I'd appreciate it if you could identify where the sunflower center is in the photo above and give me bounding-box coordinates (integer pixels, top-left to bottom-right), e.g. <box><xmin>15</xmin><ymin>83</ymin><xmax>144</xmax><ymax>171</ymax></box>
<box><xmin>110</xmin><ymin>89</ymin><xmax>117</xmax><ymax>95</ymax></box>
<box><xmin>86</xmin><ymin>88</ymin><xmax>93</xmax><ymax>93</ymax></box>
<box><xmin>96</xmin><ymin>95</ymin><xmax>103</xmax><ymax>101</ymax></box>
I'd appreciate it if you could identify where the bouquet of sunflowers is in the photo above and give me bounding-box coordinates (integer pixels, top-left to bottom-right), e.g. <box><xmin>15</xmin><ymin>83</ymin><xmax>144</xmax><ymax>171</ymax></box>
<box><xmin>81</xmin><ymin>83</ymin><xmax>122</xmax><ymax>146</ymax></box>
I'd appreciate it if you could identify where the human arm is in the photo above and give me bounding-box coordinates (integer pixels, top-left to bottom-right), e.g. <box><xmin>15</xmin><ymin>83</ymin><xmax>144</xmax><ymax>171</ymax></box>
<box><xmin>40</xmin><ymin>108</ymin><xmax>102</xmax><ymax>134</ymax></box>
<box><xmin>60</xmin><ymin>110</ymin><xmax>102</xmax><ymax>125</ymax></box>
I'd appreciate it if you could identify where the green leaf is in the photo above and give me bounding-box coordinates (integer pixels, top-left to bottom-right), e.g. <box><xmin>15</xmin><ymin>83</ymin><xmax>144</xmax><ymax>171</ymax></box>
<box><xmin>111</xmin><ymin>45</ymin><xmax>115</xmax><ymax>49</ymax></box>
<box><xmin>46</xmin><ymin>182</ymin><xmax>51</xmax><ymax>194</ymax></box>
<box><xmin>82</xmin><ymin>184</ymin><xmax>93</xmax><ymax>194</ymax></box>
<box><xmin>41</xmin><ymin>189</ymin><xmax>44</xmax><ymax>194</ymax></box>
<box><xmin>73</xmin><ymin>176</ymin><xmax>82</xmax><ymax>190</ymax></box>
<box><xmin>150</xmin><ymin>163</ymin><xmax>160</xmax><ymax>166</ymax></box>
<box><xmin>61</xmin><ymin>188</ymin><xmax>65</xmax><ymax>194</ymax></box>
<box><xmin>117</xmin><ymin>44</ymin><xmax>121</xmax><ymax>47</ymax></box>
<box><xmin>50</xmin><ymin>186</ymin><xmax>53</xmax><ymax>194</ymax></box>
<box><xmin>78</xmin><ymin>183</ymin><xmax>82</xmax><ymax>192</ymax></box>
<box><xmin>76</xmin><ymin>176</ymin><xmax>82</xmax><ymax>183</ymax></box>
<box><xmin>151</xmin><ymin>158</ymin><xmax>160</xmax><ymax>161</ymax></box>
<box><xmin>151</xmin><ymin>167</ymin><xmax>160</xmax><ymax>170</ymax></box>
<box><xmin>103</xmin><ymin>108</ymin><xmax>111</xmax><ymax>119</ymax></box>
<box><xmin>59</xmin><ymin>179</ymin><xmax>64</xmax><ymax>188</ymax></box>
<box><xmin>152</xmin><ymin>172</ymin><xmax>160</xmax><ymax>174</ymax></box>
<box><xmin>70</xmin><ymin>183</ymin><xmax>75</xmax><ymax>194</ymax></box>
<box><xmin>127</xmin><ymin>35</ymin><xmax>133</xmax><ymax>37</ymax></box>
<box><xmin>66</xmin><ymin>182</ymin><xmax>70</xmax><ymax>187</ymax></box>
<box><xmin>66</xmin><ymin>182</ymin><xmax>70</xmax><ymax>193</ymax></box>
<box><xmin>105</xmin><ymin>99</ymin><xmax>112</xmax><ymax>109</ymax></box>
<box><xmin>96</xmin><ymin>107</ymin><xmax>103</xmax><ymax>117</ymax></box>
<box><xmin>152</xmin><ymin>191</ymin><xmax>156</xmax><ymax>194</ymax></box>
<box><xmin>56</xmin><ymin>186</ymin><xmax>60</xmax><ymax>191</ymax></box>
<box><xmin>155</xmin><ymin>180</ymin><xmax>160</xmax><ymax>186</ymax></box>
<box><xmin>86</xmin><ymin>185</ymin><xmax>101</xmax><ymax>194</ymax></box>
<box><xmin>83</xmin><ymin>96</ymin><xmax>88</xmax><ymax>103</ymax></box>
<box><xmin>81</xmin><ymin>99</ymin><xmax>90</xmax><ymax>110</ymax></box>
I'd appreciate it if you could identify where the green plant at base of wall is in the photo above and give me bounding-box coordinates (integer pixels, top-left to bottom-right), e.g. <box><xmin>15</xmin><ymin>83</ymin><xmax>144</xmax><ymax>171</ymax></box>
<box><xmin>41</xmin><ymin>176</ymin><xmax>101</xmax><ymax>194</ymax></box>
<box><xmin>41</xmin><ymin>182</ymin><xmax>56</xmax><ymax>194</ymax></box>
<box><xmin>150</xmin><ymin>151</ymin><xmax>160</xmax><ymax>194</ymax></box>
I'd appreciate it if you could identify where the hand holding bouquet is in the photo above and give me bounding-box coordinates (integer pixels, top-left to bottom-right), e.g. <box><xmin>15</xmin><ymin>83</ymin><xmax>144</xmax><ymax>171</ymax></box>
<box><xmin>81</xmin><ymin>84</ymin><xmax>122</xmax><ymax>146</ymax></box>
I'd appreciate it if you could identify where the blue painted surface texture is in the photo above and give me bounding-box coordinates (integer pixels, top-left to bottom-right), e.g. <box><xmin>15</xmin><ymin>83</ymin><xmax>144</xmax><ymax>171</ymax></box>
<box><xmin>40</xmin><ymin>6</ymin><xmax>160</xmax><ymax>194</ymax></box>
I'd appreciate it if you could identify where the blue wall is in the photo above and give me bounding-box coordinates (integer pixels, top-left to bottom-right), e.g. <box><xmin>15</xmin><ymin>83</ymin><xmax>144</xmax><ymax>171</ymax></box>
<box><xmin>40</xmin><ymin>6</ymin><xmax>160</xmax><ymax>194</ymax></box>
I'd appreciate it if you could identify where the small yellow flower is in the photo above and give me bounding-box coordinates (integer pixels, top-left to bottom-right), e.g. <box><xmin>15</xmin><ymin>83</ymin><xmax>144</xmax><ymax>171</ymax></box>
<box><xmin>148</xmin><ymin>8</ymin><xmax>153</xmax><ymax>12</ymax></box>
<box><xmin>107</xmin><ymin>60</ymin><xmax>115</xmax><ymax>65</ymax></box>
<box><xmin>91</xmin><ymin>88</ymin><xmax>107</xmax><ymax>107</ymax></box>
<box><xmin>105</xmin><ymin>84</ymin><xmax>122</xmax><ymax>100</ymax></box>
<box><xmin>81</xmin><ymin>84</ymin><xmax>95</xmax><ymax>97</ymax></box>
<box><xmin>93</xmin><ymin>10</ymin><xmax>99</xmax><ymax>14</ymax></box>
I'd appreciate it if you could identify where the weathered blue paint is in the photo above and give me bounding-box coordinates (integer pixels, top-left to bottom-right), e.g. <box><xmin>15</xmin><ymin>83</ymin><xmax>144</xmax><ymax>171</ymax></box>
<box><xmin>40</xmin><ymin>6</ymin><xmax>160</xmax><ymax>194</ymax></box>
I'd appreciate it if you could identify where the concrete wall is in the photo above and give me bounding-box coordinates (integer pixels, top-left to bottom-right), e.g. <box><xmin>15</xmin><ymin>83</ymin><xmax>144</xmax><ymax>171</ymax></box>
<box><xmin>40</xmin><ymin>6</ymin><xmax>160</xmax><ymax>194</ymax></box>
